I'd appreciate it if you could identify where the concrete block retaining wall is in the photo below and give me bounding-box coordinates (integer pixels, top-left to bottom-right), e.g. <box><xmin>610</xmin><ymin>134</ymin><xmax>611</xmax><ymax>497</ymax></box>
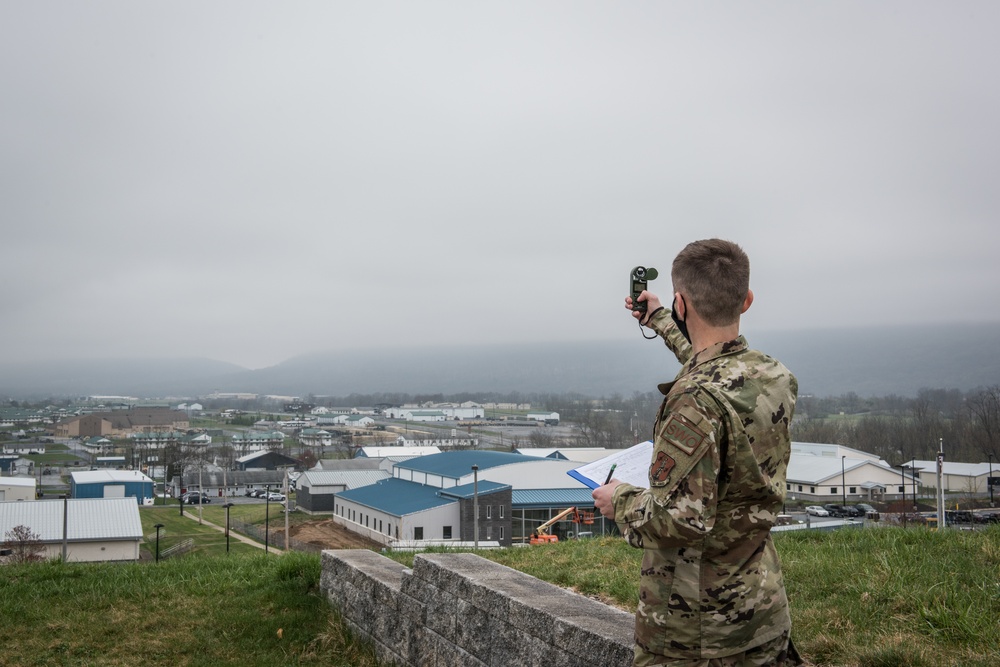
<box><xmin>320</xmin><ymin>549</ymin><xmax>635</xmax><ymax>667</ymax></box>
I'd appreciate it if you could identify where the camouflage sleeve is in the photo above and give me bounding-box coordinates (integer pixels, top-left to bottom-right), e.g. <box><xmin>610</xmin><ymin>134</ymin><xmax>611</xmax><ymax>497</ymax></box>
<box><xmin>645</xmin><ymin>307</ymin><xmax>692</xmax><ymax>365</ymax></box>
<box><xmin>611</xmin><ymin>386</ymin><xmax>722</xmax><ymax>549</ymax></box>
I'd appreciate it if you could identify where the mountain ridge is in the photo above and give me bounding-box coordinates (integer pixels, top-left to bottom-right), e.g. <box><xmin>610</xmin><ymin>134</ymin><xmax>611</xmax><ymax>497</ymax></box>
<box><xmin>1</xmin><ymin>323</ymin><xmax>997</xmax><ymax>399</ymax></box>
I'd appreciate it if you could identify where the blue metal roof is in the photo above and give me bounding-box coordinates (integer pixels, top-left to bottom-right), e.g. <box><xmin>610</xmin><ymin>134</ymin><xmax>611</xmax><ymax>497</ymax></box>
<box><xmin>438</xmin><ymin>480</ymin><xmax>510</xmax><ymax>500</ymax></box>
<box><xmin>336</xmin><ymin>477</ymin><xmax>512</xmax><ymax>516</ymax></box>
<box><xmin>336</xmin><ymin>478</ymin><xmax>456</xmax><ymax>517</ymax></box>
<box><xmin>393</xmin><ymin>450</ymin><xmax>530</xmax><ymax>478</ymax></box>
<box><xmin>512</xmin><ymin>488</ymin><xmax>598</xmax><ymax>509</ymax></box>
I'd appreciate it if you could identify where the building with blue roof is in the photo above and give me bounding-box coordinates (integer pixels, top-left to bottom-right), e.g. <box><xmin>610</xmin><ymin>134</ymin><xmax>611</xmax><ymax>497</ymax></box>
<box><xmin>335</xmin><ymin>477</ymin><xmax>512</xmax><ymax>546</ymax></box>
<box><xmin>330</xmin><ymin>450</ymin><xmax>608</xmax><ymax>547</ymax></box>
<box><xmin>70</xmin><ymin>470</ymin><xmax>155</xmax><ymax>505</ymax></box>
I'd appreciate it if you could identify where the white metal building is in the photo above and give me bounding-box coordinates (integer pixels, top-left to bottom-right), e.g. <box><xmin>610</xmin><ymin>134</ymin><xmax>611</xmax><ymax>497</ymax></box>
<box><xmin>910</xmin><ymin>460</ymin><xmax>996</xmax><ymax>495</ymax></box>
<box><xmin>0</xmin><ymin>497</ymin><xmax>143</xmax><ymax>562</ymax></box>
<box><xmin>0</xmin><ymin>477</ymin><xmax>36</xmax><ymax>502</ymax></box>
<box><xmin>786</xmin><ymin>442</ymin><xmax>916</xmax><ymax>503</ymax></box>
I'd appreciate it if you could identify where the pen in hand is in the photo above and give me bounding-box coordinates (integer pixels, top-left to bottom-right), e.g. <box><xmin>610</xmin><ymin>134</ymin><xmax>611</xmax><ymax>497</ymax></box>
<box><xmin>604</xmin><ymin>464</ymin><xmax>617</xmax><ymax>485</ymax></box>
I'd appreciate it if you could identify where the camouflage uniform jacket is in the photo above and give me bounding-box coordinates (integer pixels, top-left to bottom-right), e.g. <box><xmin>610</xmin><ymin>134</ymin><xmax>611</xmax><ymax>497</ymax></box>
<box><xmin>611</xmin><ymin>307</ymin><xmax>798</xmax><ymax>661</ymax></box>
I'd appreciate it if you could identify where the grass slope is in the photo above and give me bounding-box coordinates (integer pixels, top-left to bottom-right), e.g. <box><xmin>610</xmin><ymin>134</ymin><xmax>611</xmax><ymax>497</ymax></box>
<box><xmin>1</xmin><ymin>525</ymin><xmax>998</xmax><ymax>666</ymax></box>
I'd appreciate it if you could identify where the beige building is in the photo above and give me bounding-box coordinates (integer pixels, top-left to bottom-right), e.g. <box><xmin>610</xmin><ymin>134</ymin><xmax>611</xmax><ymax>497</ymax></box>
<box><xmin>54</xmin><ymin>408</ymin><xmax>189</xmax><ymax>438</ymax></box>
<box><xmin>0</xmin><ymin>497</ymin><xmax>143</xmax><ymax>562</ymax></box>
<box><xmin>0</xmin><ymin>477</ymin><xmax>36</xmax><ymax>502</ymax></box>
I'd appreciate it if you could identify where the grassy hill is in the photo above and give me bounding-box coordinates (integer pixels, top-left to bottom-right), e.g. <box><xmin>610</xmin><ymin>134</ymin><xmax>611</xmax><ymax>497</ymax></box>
<box><xmin>1</xmin><ymin>526</ymin><xmax>998</xmax><ymax>666</ymax></box>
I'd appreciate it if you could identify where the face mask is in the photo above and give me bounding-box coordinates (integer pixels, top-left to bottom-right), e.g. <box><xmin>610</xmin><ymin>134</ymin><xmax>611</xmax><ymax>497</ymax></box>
<box><xmin>671</xmin><ymin>296</ymin><xmax>691</xmax><ymax>343</ymax></box>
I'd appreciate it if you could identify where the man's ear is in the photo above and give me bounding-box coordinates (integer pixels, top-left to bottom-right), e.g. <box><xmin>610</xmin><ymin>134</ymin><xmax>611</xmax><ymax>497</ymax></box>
<box><xmin>740</xmin><ymin>289</ymin><xmax>754</xmax><ymax>314</ymax></box>
<box><xmin>673</xmin><ymin>291</ymin><xmax>686</xmax><ymax>319</ymax></box>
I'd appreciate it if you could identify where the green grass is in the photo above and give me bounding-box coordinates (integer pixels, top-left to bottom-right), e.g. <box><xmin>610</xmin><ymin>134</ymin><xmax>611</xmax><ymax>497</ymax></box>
<box><xmin>3</xmin><ymin>519</ymin><xmax>998</xmax><ymax>666</ymax></box>
<box><xmin>0</xmin><ymin>552</ymin><xmax>387</xmax><ymax>667</ymax></box>
<box><xmin>387</xmin><ymin>527</ymin><xmax>1000</xmax><ymax>667</ymax></box>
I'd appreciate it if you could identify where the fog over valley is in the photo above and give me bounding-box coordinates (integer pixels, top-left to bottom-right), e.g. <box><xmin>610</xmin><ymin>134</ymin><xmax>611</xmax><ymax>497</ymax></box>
<box><xmin>2</xmin><ymin>323</ymin><xmax>997</xmax><ymax>400</ymax></box>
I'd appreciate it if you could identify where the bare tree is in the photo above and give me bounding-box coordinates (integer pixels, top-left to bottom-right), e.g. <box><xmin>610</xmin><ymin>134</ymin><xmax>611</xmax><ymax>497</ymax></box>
<box><xmin>3</xmin><ymin>525</ymin><xmax>46</xmax><ymax>564</ymax></box>
<box><xmin>967</xmin><ymin>385</ymin><xmax>1000</xmax><ymax>459</ymax></box>
<box><xmin>298</xmin><ymin>448</ymin><xmax>318</xmax><ymax>470</ymax></box>
<box><xmin>528</xmin><ymin>429</ymin><xmax>556</xmax><ymax>448</ymax></box>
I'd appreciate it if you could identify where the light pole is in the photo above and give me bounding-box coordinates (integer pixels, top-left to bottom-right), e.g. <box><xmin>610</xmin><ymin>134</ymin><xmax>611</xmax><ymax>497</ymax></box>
<box><xmin>937</xmin><ymin>438</ymin><xmax>946</xmax><ymax>529</ymax></box>
<box><xmin>154</xmin><ymin>523</ymin><xmax>164</xmax><ymax>563</ymax></box>
<box><xmin>471</xmin><ymin>465</ymin><xmax>479</xmax><ymax>550</ymax></box>
<box><xmin>61</xmin><ymin>494</ymin><xmax>68</xmax><ymax>562</ymax></box>
<box><xmin>265</xmin><ymin>485</ymin><xmax>271</xmax><ymax>554</ymax></box>
<box><xmin>900</xmin><ymin>463</ymin><xmax>907</xmax><ymax>527</ymax></box>
<box><xmin>222</xmin><ymin>503</ymin><xmax>234</xmax><ymax>554</ymax></box>
<box><xmin>989</xmin><ymin>453</ymin><xmax>995</xmax><ymax>508</ymax></box>
<box><xmin>841</xmin><ymin>456</ymin><xmax>847</xmax><ymax>509</ymax></box>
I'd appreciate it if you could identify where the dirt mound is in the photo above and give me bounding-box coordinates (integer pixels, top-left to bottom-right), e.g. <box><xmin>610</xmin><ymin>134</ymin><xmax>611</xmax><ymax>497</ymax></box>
<box><xmin>284</xmin><ymin>518</ymin><xmax>382</xmax><ymax>550</ymax></box>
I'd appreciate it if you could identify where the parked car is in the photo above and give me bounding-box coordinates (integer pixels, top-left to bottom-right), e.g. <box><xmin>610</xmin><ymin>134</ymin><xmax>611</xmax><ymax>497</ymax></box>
<box><xmin>266</xmin><ymin>492</ymin><xmax>286</xmax><ymax>502</ymax></box>
<box><xmin>945</xmin><ymin>510</ymin><xmax>974</xmax><ymax>524</ymax></box>
<box><xmin>822</xmin><ymin>504</ymin><xmax>846</xmax><ymax>517</ymax></box>
<box><xmin>974</xmin><ymin>511</ymin><xmax>1000</xmax><ymax>524</ymax></box>
<box><xmin>854</xmin><ymin>503</ymin><xmax>879</xmax><ymax>520</ymax></box>
<box><xmin>823</xmin><ymin>504</ymin><xmax>863</xmax><ymax>518</ymax></box>
<box><xmin>183</xmin><ymin>492</ymin><xmax>210</xmax><ymax>504</ymax></box>
<box><xmin>805</xmin><ymin>505</ymin><xmax>830</xmax><ymax>517</ymax></box>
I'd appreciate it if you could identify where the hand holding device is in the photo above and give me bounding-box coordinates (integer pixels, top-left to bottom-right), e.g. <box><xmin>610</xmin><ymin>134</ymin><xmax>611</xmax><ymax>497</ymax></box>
<box><xmin>630</xmin><ymin>266</ymin><xmax>658</xmax><ymax>313</ymax></box>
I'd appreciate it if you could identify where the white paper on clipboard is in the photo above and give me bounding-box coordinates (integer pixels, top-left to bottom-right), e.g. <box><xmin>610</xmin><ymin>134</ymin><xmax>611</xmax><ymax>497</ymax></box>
<box><xmin>566</xmin><ymin>440</ymin><xmax>653</xmax><ymax>490</ymax></box>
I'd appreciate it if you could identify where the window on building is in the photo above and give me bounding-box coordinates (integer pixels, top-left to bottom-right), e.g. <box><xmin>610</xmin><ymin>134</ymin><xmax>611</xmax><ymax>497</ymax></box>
<box><xmin>831</xmin><ymin>487</ymin><xmax>838</xmax><ymax>494</ymax></box>
<box><xmin>443</xmin><ymin>526</ymin><xmax>452</xmax><ymax>539</ymax></box>
<box><xmin>499</xmin><ymin>505</ymin><xmax>505</xmax><ymax>519</ymax></box>
<box><xmin>414</xmin><ymin>527</ymin><xmax>423</xmax><ymax>540</ymax></box>
<box><xmin>849</xmin><ymin>487</ymin><xmax>857</xmax><ymax>494</ymax></box>
<box><xmin>486</xmin><ymin>505</ymin><xmax>492</xmax><ymax>519</ymax></box>
<box><xmin>810</xmin><ymin>487</ymin><xmax>815</xmax><ymax>493</ymax></box>
<box><xmin>898</xmin><ymin>486</ymin><xmax>904</xmax><ymax>493</ymax></box>
<box><xmin>499</xmin><ymin>526</ymin><xmax>504</xmax><ymax>541</ymax></box>
<box><xmin>797</xmin><ymin>485</ymin><xmax>803</xmax><ymax>492</ymax></box>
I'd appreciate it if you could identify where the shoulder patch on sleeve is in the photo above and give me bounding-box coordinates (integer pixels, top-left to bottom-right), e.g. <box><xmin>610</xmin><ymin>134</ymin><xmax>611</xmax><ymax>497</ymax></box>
<box><xmin>650</xmin><ymin>450</ymin><xmax>676</xmax><ymax>485</ymax></box>
<box><xmin>663</xmin><ymin>413</ymin><xmax>708</xmax><ymax>456</ymax></box>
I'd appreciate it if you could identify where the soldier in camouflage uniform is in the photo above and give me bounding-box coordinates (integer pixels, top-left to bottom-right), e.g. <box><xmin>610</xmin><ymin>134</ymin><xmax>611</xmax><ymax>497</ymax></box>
<box><xmin>593</xmin><ymin>240</ymin><xmax>801</xmax><ymax>667</ymax></box>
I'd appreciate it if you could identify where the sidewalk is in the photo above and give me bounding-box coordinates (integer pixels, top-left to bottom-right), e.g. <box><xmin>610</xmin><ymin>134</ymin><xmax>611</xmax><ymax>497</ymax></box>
<box><xmin>180</xmin><ymin>511</ymin><xmax>282</xmax><ymax>552</ymax></box>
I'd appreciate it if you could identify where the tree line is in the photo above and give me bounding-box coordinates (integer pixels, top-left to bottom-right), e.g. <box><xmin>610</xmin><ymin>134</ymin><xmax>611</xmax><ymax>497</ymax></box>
<box><xmin>304</xmin><ymin>386</ymin><xmax>1000</xmax><ymax>465</ymax></box>
<box><xmin>9</xmin><ymin>385</ymin><xmax>998</xmax><ymax>466</ymax></box>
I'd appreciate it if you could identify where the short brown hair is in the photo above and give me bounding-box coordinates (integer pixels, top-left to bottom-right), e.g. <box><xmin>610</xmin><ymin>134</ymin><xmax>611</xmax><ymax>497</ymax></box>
<box><xmin>671</xmin><ymin>239</ymin><xmax>750</xmax><ymax>326</ymax></box>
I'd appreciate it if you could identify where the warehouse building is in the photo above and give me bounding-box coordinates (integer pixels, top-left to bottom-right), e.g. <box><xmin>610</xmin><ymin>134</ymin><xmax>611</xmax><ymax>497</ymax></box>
<box><xmin>70</xmin><ymin>470</ymin><xmax>155</xmax><ymax>505</ymax></box>
<box><xmin>0</xmin><ymin>497</ymin><xmax>143</xmax><ymax>562</ymax></box>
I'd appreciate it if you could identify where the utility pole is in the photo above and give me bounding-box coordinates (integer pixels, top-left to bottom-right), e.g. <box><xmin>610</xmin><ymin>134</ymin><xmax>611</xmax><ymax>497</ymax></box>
<box><xmin>988</xmin><ymin>453</ymin><xmax>995</xmax><ymax>508</ymax></box>
<box><xmin>841</xmin><ymin>456</ymin><xmax>847</xmax><ymax>509</ymax></box>
<box><xmin>937</xmin><ymin>438</ymin><xmax>946</xmax><ymax>529</ymax></box>
<box><xmin>472</xmin><ymin>465</ymin><xmax>479</xmax><ymax>550</ymax></box>
<box><xmin>900</xmin><ymin>463</ymin><xmax>907</xmax><ymax>528</ymax></box>
<box><xmin>284</xmin><ymin>469</ymin><xmax>290</xmax><ymax>550</ymax></box>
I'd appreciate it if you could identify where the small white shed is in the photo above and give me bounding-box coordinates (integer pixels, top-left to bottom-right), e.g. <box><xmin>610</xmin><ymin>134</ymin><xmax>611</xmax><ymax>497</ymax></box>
<box><xmin>0</xmin><ymin>477</ymin><xmax>36</xmax><ymax>502</ymax></box>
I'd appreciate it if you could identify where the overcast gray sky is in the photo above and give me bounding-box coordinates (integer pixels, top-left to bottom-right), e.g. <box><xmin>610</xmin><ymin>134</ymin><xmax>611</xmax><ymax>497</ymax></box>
<box><xmin>2</xmin><ymin>2</ymin><xmax>998</xmax><ymax>370</ymax></box>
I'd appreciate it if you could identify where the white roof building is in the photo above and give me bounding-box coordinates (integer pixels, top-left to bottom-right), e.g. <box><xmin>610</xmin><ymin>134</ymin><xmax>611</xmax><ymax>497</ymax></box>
<box><xmin>910</xmin><ymin>459</ymin><xmax>996</xmax><ymax>495</ymax></box>
<box><xmin>515</xmin><ymin>448</ymin><xmax>616</xmax><ymax>463</ymax></box>
<box><xmin>0</xmin><ymin>477</ymin><xmax>36</xmax><ymax>502</ymax></box>
<box><xmin>786</xmin><ymin>442</ymin><xmax>916</xmax><ymax>503</ymax></box>
<box><xmin>0</xmin><ymin>497</ymin><xmax>143</xmax><ymax>562</ymax></box>
<box><xmin>355</xmin><ymin>446</ymin><xmax>441</xmax><ymax>458</ymax></box>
